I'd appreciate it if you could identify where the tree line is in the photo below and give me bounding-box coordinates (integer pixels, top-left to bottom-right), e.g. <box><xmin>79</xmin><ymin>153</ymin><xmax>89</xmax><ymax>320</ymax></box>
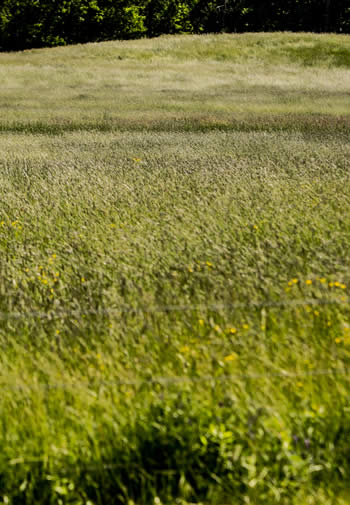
<box><xmin>0</xmin><ymin>0</ymin><xmax>348</xmax><ymax>51</ymax></box>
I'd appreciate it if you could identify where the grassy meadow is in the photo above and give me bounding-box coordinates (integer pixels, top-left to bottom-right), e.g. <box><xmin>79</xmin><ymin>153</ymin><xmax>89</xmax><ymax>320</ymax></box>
<box><xmin>0</xmin><ymin>32</ymin><xmax>350</xmax><ymax>504</ymax></box>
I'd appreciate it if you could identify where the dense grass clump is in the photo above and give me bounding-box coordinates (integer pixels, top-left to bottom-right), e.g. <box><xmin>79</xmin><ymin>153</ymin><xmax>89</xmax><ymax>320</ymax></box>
<box><xmin>0</xmin><ymin>33</ymin><xmax>350</xmax><ymax>504</ymax></box>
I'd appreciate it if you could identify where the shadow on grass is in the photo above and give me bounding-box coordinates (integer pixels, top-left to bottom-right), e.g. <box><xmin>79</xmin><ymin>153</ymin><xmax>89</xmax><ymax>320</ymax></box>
<box><xmin>2</xmin><ymin>396</ymin><xmax>350</xmax><ymax>504</ymax></box>
<box><xmin>0</xmin><ymin>114</ymin><xmax>349</xmax><ymax>137</ymax></box>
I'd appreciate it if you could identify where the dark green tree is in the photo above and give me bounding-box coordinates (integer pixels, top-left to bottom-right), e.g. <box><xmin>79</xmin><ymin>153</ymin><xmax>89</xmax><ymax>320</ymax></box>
<box><xmin>0</xmin><ymin>0</ymin><xmax>348</xmax><ymax>51</ymax></box>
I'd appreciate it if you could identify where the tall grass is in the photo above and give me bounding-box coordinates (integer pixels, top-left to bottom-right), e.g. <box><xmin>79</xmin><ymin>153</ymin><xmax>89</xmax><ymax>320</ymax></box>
<box><xmin>0</xmin><ymin>33</ymin><xmax>350</xmax><ymax>504</ymax></box>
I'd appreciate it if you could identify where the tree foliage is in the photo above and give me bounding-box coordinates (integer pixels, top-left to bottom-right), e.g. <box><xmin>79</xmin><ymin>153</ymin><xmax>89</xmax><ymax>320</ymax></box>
<box><xmin>0</xmin><ymin>0</ymin><xmax>348</xmax><ymax>51</ymax></box>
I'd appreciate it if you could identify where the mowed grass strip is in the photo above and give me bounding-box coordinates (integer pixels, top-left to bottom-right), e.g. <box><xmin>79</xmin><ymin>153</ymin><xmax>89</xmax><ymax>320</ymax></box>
<box><xmin>0</xmin><ymin>33</ymin><xmax>350</xmax><ymax>504</ymax></box>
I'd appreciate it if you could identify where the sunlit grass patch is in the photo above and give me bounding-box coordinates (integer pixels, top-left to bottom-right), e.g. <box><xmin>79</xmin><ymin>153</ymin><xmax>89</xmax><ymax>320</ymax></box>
<box><xmin>0</xmin><ymin>33</ymin><xmax>349</xmax><ymax>504</ymax></box>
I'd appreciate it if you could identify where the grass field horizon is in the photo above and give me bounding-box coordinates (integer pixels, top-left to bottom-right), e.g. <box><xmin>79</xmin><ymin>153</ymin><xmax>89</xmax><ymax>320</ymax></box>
<box><xmin>0</xmin><ymin>32</ymin><xmax>350</xmax><ymax>504</ymax></box>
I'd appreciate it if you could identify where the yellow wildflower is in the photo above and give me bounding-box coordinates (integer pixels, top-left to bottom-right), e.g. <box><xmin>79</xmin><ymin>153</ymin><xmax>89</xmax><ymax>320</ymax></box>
<box><xmin>198</xmin><ymin>319</ymin><xmax>204</xmax><ymax>326</ymax></box>
<box><xmin>335</xmin><ymin>337</ymin><xmax>342</xmax><ymax>344</ymax></box>
<box><xmin>224</xmin><ymin>353</ymin><xmax>238</xmax><ymax>362</ymax></box>
<box><xmin>305</xmin><ymin>279</ymin><xmax>312</xmax><ymax>285</ymax></box>
<box><xmin>319</xmin><ymin>278</ymin><xmax>326</xmax><ymax>284</ymax></box>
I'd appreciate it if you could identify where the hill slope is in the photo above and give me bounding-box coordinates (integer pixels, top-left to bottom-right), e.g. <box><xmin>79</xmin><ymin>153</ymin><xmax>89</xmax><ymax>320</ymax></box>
<box><xmin>0</xmin><ymin>34</ymin><xmax>350</xmax><ymax>504</ymax></box>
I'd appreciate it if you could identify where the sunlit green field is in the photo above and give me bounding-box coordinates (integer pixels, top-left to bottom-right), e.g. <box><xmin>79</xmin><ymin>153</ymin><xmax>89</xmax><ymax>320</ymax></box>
<box><xmin>0</xmin><ymin>33</ymin><xmax>350</xmax><ymax>504</ymax></box>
